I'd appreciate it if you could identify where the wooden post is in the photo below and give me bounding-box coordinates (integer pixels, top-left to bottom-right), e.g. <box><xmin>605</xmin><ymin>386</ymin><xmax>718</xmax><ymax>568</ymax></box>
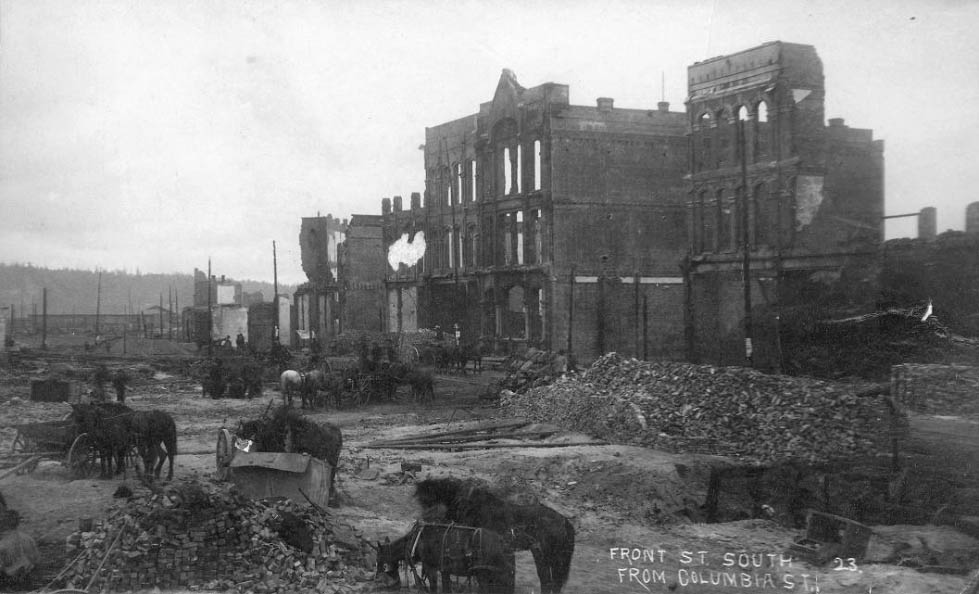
<box><xmin>95</xmin><ymin>270</ymin><xmax>102</xmax><ymax>336</ymax></box>
<box><xmin>41</xmin><ymin>288</ymin><xmax>47</xmax><ymax>350</ymax></box>
<box><xmin>567</xmin><ymin>266</ymin><xmax>575</xmax><ymax>357</ymax></box>
<box><xmin>642</xmin><ymin>294</ymin><xmax>648</xmax><ymax>361</ymax></box>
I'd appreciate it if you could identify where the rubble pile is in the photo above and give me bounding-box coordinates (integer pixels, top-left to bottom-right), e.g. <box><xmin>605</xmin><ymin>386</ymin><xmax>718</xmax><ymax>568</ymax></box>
<box><xmin>60</xmin><ymin>479</ymin><xmax>374</xmax><ymax>594</ymax></box>
<box><xmin>497</xmin><ymin>348</ymin><xmax>571</xmax><ymax>393</ymax></box>
<box><xmin>891</xmin><ymin>363</ymin><xmax>979</xmax><ymax>415</ymax></box>
<box><xmin>501</xmin><ymin>353</ymin><xmax>904</xmax><ymax>465</ymax></box>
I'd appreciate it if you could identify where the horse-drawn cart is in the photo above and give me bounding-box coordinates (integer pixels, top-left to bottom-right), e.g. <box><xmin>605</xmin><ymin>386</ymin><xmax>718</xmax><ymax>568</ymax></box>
<box><xmin>215</xmin><ymin>427</ymin><xmax>334</xmax><ymax>509</ymax></box>
<box><xmin>5</xmin><ymin>418</ymin><xmax>97</xmax><ymax>479</ymax></box>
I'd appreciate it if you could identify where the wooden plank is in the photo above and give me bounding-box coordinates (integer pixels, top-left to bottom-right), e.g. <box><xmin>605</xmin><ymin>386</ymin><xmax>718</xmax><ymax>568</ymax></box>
<box><xmin>363</xmin><ymin>440</ymin><xmax>607</xmax><ymax>451</ymax></box>
<box><xmin>367</xmin><ymin>429</ymin><xmax>559</xmax><ymax>448</ymax></box>
<box><xmin>365</xmin><ymin>418</ymin><xmax>531</xmax><ymax>447</ymax></box>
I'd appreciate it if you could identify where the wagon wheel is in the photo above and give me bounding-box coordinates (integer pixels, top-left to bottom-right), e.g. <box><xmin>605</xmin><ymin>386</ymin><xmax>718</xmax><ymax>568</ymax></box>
<box><xmin>67</xmin><ymin>433</ymin><xmax>98</xmax><ymax>479</ymax></box>
<box><xmin>215</xmin><ymin>428</ymin><xmax>235</xmax><ymax>480</ymax></box>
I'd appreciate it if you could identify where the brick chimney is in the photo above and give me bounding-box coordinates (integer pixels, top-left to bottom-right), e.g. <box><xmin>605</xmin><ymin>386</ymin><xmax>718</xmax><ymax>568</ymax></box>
<box><xmin>597</xmin><ymin>97</ymin><xmax>614</xmax><ymax>112</ymax></box>
<box><xmin>657</xmin><ymin>101</ymin><xmax>670</xmax><ymax>112</ymax></box>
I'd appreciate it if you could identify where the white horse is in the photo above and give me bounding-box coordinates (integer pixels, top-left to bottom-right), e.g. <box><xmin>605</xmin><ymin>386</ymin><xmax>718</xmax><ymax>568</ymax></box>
<box><xmin>279</xmin><ymin>369</ymin><xmax>328</xmax><ymax>408</ymax></box>
<box><xmin>279</xmin><ymin>369</ymin><xmax>304</xmax><ymax>407</ymax></box>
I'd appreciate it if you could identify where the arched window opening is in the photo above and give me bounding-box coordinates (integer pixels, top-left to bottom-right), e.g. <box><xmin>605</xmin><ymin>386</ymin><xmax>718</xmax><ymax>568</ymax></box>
<box><xmin>532</xmin><ymin>210</ymin><xmax>543</xmax><ymax>263</ymax></box>
<box><xmin>700</xmin><ymin>190</ymin><xmax>714</xmax><ymax>253</ymax></box>
<box><xmin>456</xmin><ymin>163</ymin><xmax>463</xmax><ymax>204</ymax></box>
<box><xmin>516</xmin><ymin>211</ymin><xmax>525</xmax><ymax>265</ymax></box>
<box><xmin>448</xmin><ymin>227</ymin><xmax>455</xmax><ymax>269</ymax></box>
<box><xmin>533</xmin><ymin>140</ymin><xmax>542</xmax><ymax>190</ymax></box>
<box><xmin>755</xmin><ymin>100</ymin><xmax>770</xmax><ymax>161</ymax></box>
<box><xmin>716</xmin><ymin>108</ymin><xmax>730</xmax><ymax>168</ymax></box>
<box><xmin>753</xmin><ymin>183</ymin><xmax>771</xmax><ymax>248</ymax></box>
<box><xmin>503</xmin><ymin>213</ymin><xmax>514</xmax><ymax>266</ymax></box>
<box><xmin>697</xmin><ymin>113</ymin><xmax>712</xmax><ymax>172</ymax></box>
<box><xmin>470</xmin><ymin>160</ymin><xmax>477</xmax><ymax>201</ymax></box>
<box><xmin>503</xmin><ymin>148</ymin><xmax>512</xmax><ymax>196</ymax></box>
<box><xmin>717</xmin><ymin>189</ymin><xmax>731</xmax><ymax>252</ymax></box>
<box><xmin>516</xmin><ymin>145</ymin><xmax>523</xmax><ymax>194</ymax></box>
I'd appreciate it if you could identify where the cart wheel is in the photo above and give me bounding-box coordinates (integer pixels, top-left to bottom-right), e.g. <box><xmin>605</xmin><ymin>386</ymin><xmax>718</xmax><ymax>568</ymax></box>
<box><xmin>67</xmin><ymin>433</ymin><xmax>98</xmax><ymax>479</ymax></box>
<box><xmin>215</xmin><ymin>428</ymin><xmax>235</xmax><ymax>480</ymax></box>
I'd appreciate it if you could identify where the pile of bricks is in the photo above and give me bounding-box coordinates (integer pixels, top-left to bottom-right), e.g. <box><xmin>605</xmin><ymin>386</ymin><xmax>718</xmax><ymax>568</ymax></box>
<box><xmin>60</xmin><ymin>479</ymin><xmax>376</xmax><ymax>594</ymax></box>
<box><xmin>502</xmin><ymin>353</ymin><xmax>906</xmax><ymax>465</ymax></box>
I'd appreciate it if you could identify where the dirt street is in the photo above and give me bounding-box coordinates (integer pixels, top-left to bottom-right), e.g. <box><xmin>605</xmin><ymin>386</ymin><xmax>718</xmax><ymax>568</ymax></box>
<box><xmin>0</xmin><ymin>362</ymin><xmax>974</xmax><ymax>594</ymax></box>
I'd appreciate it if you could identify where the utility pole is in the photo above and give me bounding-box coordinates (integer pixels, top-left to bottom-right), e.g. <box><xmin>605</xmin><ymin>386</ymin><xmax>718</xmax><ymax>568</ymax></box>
<box><xmin>168</xmin><ymin>286</ymin><xmax>173</xmax><ymax>340</ymax></box>
<box><xmin>739</xmin><ymin>116</ymin><xmax>753</xmax><ymax>366</ymax></box>
<box><xmin>567</xmin><ymin>266</ymin><xmax>575</xmax><ymax>357</ymax></box>
<box><xmin>207</xmin><ymin>259</ymin><xmax>213</xmax><ymax>356</ymax></box>
<box><xmin>159</xmin><ymin>293</ymin><xmax>164</xmax><ymax>339</ymax></box>
<box><xmin>95</xmin><ymin>269</ymin><xmax>102</xmax><ymax>337</ymax></box>
<box><xmin>41</xmin><ymin>288</ymin><xmax>48</xmax><ymax>350</ymax></box>
<box><xmin>272</xmin><ymin>241</ymin><xmax>279</xmax><ymax>345</ymax></box>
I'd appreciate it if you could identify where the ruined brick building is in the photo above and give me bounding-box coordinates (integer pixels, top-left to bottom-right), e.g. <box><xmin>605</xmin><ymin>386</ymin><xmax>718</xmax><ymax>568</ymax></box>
<box><xmin>307</xmin><ymin>42</ymin><xmax>885</xmax><ymax>365</ymax></box>
<box><xmin>684</xmin><ymin>42</ymin><xmax>884</xmax><ymax>368</ymax></box>
<box><xmin>382</xmin><ymin>69</ymin><xmax>689</xmax><ymax>358</ymax></box>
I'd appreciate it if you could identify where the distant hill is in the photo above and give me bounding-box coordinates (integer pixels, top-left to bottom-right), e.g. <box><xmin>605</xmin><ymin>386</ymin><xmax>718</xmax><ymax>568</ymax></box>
<box><xmin>0</xmin><ymin>263</ymin><xmax>297</xmax><ymax>315</ymax></box>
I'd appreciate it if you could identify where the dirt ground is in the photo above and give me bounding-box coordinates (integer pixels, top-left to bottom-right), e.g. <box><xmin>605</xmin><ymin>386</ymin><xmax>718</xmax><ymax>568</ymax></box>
<box><xmin>0</xmin><ymin>355</ymin><xmax>975</xmax><ymax>594</ymax></box>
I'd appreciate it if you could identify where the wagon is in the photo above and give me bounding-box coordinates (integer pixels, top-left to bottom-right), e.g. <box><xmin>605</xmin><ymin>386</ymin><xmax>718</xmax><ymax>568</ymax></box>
<box><xmin>214</xmin><ymin>428</ymin><xmax>333</xmax><ymax>509</ymax></box>
<box><xmin>6</xmin><ymin>417</ymin><xmax>98</xmax><ymax>478</ymax></box>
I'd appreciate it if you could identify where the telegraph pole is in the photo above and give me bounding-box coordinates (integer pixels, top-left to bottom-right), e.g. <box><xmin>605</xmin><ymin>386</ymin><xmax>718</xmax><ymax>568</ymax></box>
<box><xmin>41</xmin><ymin>288</ymin><xmax>47</xmax><ymax>350</ymax></box>
<box><xmin>272</xmin><ymin>241</ymin><xmax>279</xmax><ymax>344</ymax></box>
<box><xmin>207</xmin><ymin>259</ymin><xmax>213</xmax><ymax>357</ymax></box>
<box><xmin>95</xmin><ymin>270</ymin><xmax>102</xmax><ymax>336</ymax></box>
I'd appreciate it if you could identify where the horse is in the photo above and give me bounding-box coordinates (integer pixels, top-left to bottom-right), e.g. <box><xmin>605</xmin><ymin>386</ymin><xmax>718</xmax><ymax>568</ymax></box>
<box><xmin>129</xmin><ymin>410</ymin><xmax>177</xmax><ymax>481</ymax></box>
<box><xmin>69</xmin><ymin>403</ymin><xmax>134</xmax><ymax>478</ymax></box>
<box><xmin>279</xmin><ymin>370</ymin><xmax>305</xmax><ymax>407</ymax></box>
<box><xmin>375</xmin><ymin>521</ymin><xmax>514</xmax><ymax>594</ymax></box>
<box><xmin>405</xmin><ymin>368</ymin><xmax>435</xmax><ymax>404</ymax></box>
<box><xmin>236</xmin><ymin>406</ymin><xmax>343</xmax><ymax>505</ymax></box>
<box><xmin>415</xmin><ymin>477</ymin><xmax>575</xmax><ymax>594</ymax></box>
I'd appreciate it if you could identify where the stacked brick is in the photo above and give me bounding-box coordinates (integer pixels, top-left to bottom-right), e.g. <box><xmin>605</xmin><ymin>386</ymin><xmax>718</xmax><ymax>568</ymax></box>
<box><xmin>60</xmin><ymin>479</ymin><xmax>375</xmax><ymax>594</ymax></box>
<box><xmin>501</xmin><ymin>353</ymin><xmax>906</xmax><ymax>465</ymax></box>
<box><xmin>891</xmin><ymin>363</ymin><xmax>979</xmax><ymax>416</ymax></box>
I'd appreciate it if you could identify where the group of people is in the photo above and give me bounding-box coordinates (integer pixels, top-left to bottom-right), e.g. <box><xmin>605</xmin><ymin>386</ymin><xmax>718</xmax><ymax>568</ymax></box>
<box><xmin>91</xmin><ymin>364</ymin><xmax>130</xmax><ymax>403</ymax></box>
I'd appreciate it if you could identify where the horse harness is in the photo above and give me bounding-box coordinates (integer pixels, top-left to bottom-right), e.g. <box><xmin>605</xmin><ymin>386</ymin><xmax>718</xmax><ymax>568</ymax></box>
<box><xmin>405</xmin><ymin>521</ymin><xmax>493</xmax><ymax>588</ymax></box>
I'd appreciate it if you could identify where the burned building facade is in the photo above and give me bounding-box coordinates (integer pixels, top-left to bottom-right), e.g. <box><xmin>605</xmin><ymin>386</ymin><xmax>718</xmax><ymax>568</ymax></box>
<box><xmin>294</xmin><ymin>215</ymin><xmax>345</xmax><ymax>346</ymax></box>
<box><xmin>684</xmin><ymin>42</ymin><xmax>885</xmax><ymax>367</ymax></box>
<box><xmin>383</xmin><ymin>70</ymin><xmax>689</xmax><ymax>360</ymax></box>
<box><xmin>337</xmin><ymin>215</ymin><xmax>386</xmax><ymax>333</ymax></box>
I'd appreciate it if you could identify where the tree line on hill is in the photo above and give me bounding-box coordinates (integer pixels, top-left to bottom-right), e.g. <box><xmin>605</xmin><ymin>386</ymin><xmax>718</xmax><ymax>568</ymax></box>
<box><xmin>0</xmin><ymin>263</ymin><xmax>295</xmax><ymax>316</ymax></box>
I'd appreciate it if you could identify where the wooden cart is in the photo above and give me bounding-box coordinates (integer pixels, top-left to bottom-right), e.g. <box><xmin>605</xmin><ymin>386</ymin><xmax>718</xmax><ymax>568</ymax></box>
<box><xmin>6</xmin><ymin>417</ymin><xmax>97</xmax><ymax>479</ymax></box>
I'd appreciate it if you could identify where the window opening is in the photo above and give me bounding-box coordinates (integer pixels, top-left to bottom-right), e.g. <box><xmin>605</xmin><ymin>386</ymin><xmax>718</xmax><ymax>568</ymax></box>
<box><xmin>533</xmin><ymin>140</ymin><xmax>541</xmax><ymax>190</ymax></box>
<box><xmin>503</xmin><ymin>148</ymin><xmax>512</xmax><ymax>196</ymax></box>
<box><xmin>516</xmin><ymin>211</ymin><xmax>525</xmax><ymax>265</ymax></box>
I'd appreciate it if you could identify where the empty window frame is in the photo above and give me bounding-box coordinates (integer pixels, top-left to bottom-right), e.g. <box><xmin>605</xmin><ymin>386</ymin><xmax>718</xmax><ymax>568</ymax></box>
<box><xmin>503</xmin><ymin>148</ymin><xmax>512</xmax><ymax>196</ymax></box>
<box><xmin>533</xmin><ymin>140</ymin><xmax>542</xmax><ymax>190</ymax></box>
<box><xmin>516</xmin><ymin>211</ymin><xmax>525</xmax><ymax>265</ymax></box>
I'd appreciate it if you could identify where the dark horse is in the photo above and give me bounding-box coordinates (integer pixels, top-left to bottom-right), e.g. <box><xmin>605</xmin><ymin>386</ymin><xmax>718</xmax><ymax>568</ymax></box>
<box><xmin>70</xmin><ymin>402</ymin><xmax>134</xmax><ymax>477</ymax></box>
<box><xmin>376</xmin><ymin>521</ymin><xmax>514</xmax><ymax>594</ymax></box>
<box><xmin>236</xmin><ymin>405</ymin><xmax>343</xmax><ymax>505</ymax></box>
<box><xmin>129</xmin><ymin>410</ymin><xmax>177</xmax><ymax>480</ymax></box>
<box><xmin>415</xmin><ymin>478</ymin><xmax>575</xmax><ymax>594</ymax></box>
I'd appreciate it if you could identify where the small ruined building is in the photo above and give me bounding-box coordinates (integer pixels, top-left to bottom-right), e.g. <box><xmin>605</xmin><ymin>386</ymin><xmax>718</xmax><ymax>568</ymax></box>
<box><xmin>382</xmin><ymin>69</ymin><xmax>690</xmax><ymax>360</ymax></box>
<box><xmin>685</xmin><ymin>42</ymin><xmax>885</xmax><ymax>368</ymax></box>
<box><xmin>183</xmin><ymin>269</ymin><xmax>288</xmax><ymax>351</ymax></box>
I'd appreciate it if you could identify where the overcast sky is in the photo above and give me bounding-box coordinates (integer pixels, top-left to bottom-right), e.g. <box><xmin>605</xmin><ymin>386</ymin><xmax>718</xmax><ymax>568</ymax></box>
<box><xmin>2</xmin><ymin>0</ymin><xmax>977</xmax><ymax>285</ymax></box>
